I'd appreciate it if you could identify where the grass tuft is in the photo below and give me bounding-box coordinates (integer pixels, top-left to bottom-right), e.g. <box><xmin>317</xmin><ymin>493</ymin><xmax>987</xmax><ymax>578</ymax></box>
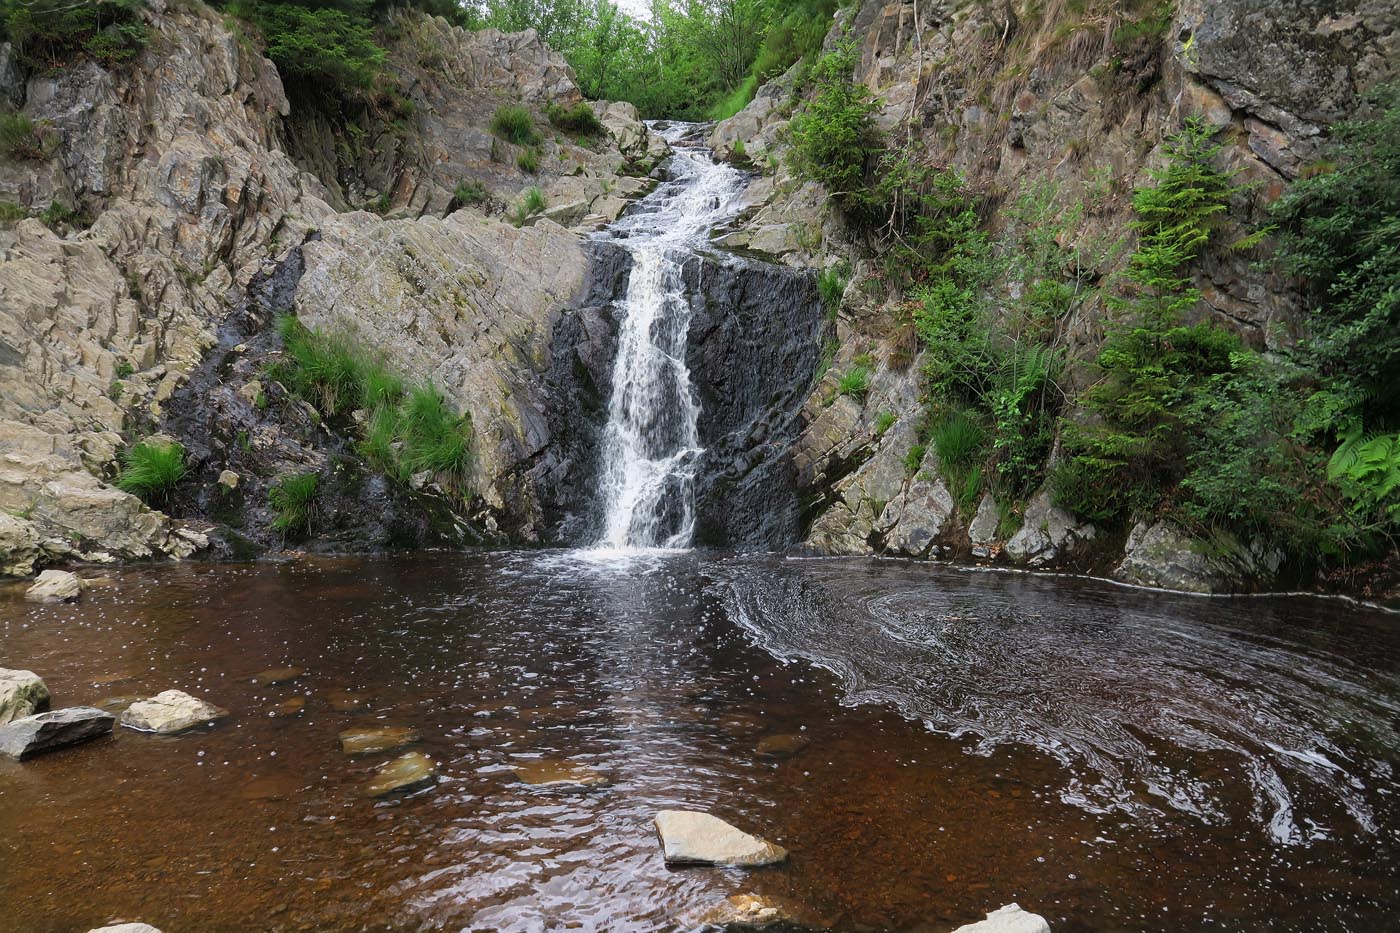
<box><xmin>269</xmin><ymin>472</ymin><xmax>318</xmax><ymax>535</ymax></box>
<box><xmin>490</xmin><ymin>105</ymin><xmax>539</xmax><ymax>146</ymax></box>
<box><xmin>116</xmin><ymin>440</ymin><xmax>186</xmax><ymax>503</ymax></box>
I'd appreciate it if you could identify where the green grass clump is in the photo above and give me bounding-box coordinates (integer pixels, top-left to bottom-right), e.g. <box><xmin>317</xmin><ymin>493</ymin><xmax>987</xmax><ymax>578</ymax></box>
<box><xmin>510</xmin><ymin>186</ymin><xmax>547</xmax><ymax>226</ymax></box>
<box><xmin>0</xmin><ymin>200</ymin><xmax>25</xmax><ymax>222</ymax></box>
<box><xmin>817</xmin><ymin>263</ymin><xmax>848</xmax><ymax>311</ymax></box>
<box><xmin>271</xmin><ymin>314</ymin><xmax>474</xmax><ymax>500</ymax></box>
<box><xmin>490</xmin><ymin>105</ymin><xmax>539</xmax><ymax>146</ymax></box>
<box><xmin>545</xmin><ymin>101</ymin><xmax>603</xmax><ymax>135</ymax></box>
<box><xmin>932</xmin><ymin>410</ymin><xmax>987</xmax><ymax>468</ymax></box>
<box><xmin>450</xmin><ymin>180</ymin><xmax>488</xmax><ymax>211</ymax></box>
<box><xmin>874</xmin><ymin>411</ymin><xmax>896</xmax><ymax>435</ymax></box>
<box><xmin>837</xmin><ymin>364</ymin><xmax>872</xmax><ymax>401</ymax></box>
<box><xmin>516</xmin><ymin>147</ymin><xmax>540</xmax><ymax>174</ymax></box>
<box><xmin>0</xmin><ymin>113</ymin><xmax>44</xmax><ymax>160</ymax></box>
<box><xmin>269</xmin><ymin>472</ymin><xmax>318</xmax><ymax>535</ymax></box>
<box><xmin>116</xmin><ymin>440</ymin><xmax>186</xmax><ymax>503</ymax></box>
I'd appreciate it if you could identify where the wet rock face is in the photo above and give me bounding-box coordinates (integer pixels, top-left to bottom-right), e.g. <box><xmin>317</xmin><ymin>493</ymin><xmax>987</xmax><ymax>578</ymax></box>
<box><xmin>531</xmin><ymin>241</ymin><xmax>628</xmax><ymax>545</ymax></box>
<box><xmin>683</xmin><ymin>254</ymin><xmax>827</xmax><ymax>549</ymax></box>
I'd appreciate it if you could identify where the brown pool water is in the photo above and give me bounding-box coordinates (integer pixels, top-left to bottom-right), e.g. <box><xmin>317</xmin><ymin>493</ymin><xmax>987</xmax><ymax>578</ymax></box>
<box><xmin>0</xmin><ymin>552</ymin><xmax>1396</xmax><ymax>932</ymax></box>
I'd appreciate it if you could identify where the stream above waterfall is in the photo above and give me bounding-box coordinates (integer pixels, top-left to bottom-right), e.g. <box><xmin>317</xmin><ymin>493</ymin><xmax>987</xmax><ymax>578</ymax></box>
<box><xmin>2</xmin><ymin>553</ymin><xmax>1397</xmax><ymax>931</ymax></box>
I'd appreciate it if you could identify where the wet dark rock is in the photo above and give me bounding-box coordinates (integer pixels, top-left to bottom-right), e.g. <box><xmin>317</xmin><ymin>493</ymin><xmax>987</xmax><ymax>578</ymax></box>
<box><xmin>367</xmin><ymin>751</ymin><xmax>437</xmax><ymax>796</ymax></box>
<box><xmin>0</xmin><ymin>707</ymin><xmax>114</xmax><ymax>760</ymax></box>
<box><xmin>683</xmin><ymin>254</ymin><xmax>827</xmax><ymax>549</ymax></box>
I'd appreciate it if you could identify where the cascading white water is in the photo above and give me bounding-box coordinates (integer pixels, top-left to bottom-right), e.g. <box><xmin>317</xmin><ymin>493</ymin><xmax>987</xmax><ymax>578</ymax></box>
<box><xmin>593</xmin><ymin>123</ymin><xmax>748</xmax><ymax>550</ymax></box>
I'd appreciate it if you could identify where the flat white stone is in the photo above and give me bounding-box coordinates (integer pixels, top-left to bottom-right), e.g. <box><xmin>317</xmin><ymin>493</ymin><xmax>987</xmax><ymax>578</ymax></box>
<box><xmin>24</xmin><ymin>569</ymin><xmax>83</xmax><ymax>603</ymax></box>
<box><xmin>952</xmin><ymin>903</ymin><xmax>1051</xmax><ymax>933</ymax></box>
<box><xmin>653</xmin><ymin>810</ymin><xmax>787</xmax><ymax>866</ymax></box>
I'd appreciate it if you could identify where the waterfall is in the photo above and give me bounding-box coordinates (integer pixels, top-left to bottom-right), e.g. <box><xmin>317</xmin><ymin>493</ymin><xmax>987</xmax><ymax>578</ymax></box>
<box><xmin>592</xmin><ymin>124</ymin><xmax>748</xmax><ymax>550</ymax></box>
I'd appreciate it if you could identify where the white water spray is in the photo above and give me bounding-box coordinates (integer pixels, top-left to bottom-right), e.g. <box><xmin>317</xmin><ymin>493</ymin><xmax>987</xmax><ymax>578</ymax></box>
<box><xmin>593</xmin><ymin>124</ymin><xmax>748</xmax><ymax>550</ymax></box>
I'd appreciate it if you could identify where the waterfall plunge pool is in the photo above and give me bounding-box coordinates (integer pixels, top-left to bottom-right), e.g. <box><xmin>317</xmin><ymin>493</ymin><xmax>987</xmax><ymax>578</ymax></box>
<box><xmin>1</xmin><ymin>551</ymin><xmax>1396</xmax><ymax>931</ymax></box>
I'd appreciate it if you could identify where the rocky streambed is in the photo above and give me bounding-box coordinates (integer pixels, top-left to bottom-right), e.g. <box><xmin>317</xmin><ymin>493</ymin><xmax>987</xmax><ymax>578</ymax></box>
<box><xmin>1</xmin><ymin>552</ymin><xmax>1396</xmax><ymax>931</ymax></box>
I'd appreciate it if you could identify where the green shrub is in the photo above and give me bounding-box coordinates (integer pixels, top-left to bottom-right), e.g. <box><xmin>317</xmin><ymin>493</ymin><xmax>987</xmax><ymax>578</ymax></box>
<box><xmin>787</xmin><ymin>38</ymin><xmax>879</xmax><ymax>211</ymax></box>
<box><xmin>545</xmin><ymin>101</ymin><xmax>603</xmax><ymax>135</ymax></box>
<box><xmin>837</xmin><ymin>364</ymin><xmax>872</xmax><ymax>400</ymax></box>
<box><xmin>516</xmin><ymin>147</ymin><xmax>540</xmax><ymax>174</ymax></box>
<box><xmin>116</xmin><ymin>440</ymin><xmax>186</xmax><ymax>503</ymax></box>
<box><xmin>490</xmin><ymin>105</ymin><xmax>539</xmax><ymax>146</ymax></box>
<box><xmin>1</xmin><ymin>0</ymin><xmax>149</xmax><ymax>70</ymax></box>
<box><xmin>229</xmin><ymin>1</ymin><xmax>384</xmax><ymax>101</ymax></box>
<box><xmin>269</xmin><ymin>472</ymin><xmax>318</xmax><ymax>535</ymax></box>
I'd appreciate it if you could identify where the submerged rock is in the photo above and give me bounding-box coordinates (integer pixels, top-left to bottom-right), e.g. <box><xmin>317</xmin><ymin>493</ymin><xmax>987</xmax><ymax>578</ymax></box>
<box><xmin>755</xmin><ymin>733</ymin><xmax>810</xmax><ymax>758</ymax></box>
<box><xmin>120</xmin><ymin>690</ymin><xmax>228</xmax><ymax>734</ymax></box>
<box><xmin>512</xmin><ymin>758</ymin><xmax>611</xmax><ymax>789</ymax></box>
<box><xmin>24</xmin><ymin>570</ymin><xmax>83</xmax><ymax>604</ymax></box>
<box><xmin>951</xmin><ymin>904</ymin><xmax>1051</xmax><ymax>933</ymax></box>
<box><xmin>0</xmin><ymin>668</ymin><xmax>50</xmax><ymax>725</ymax></box>
<box><xmin>367</xmin><ymin>751</ymin><xmax>437</xmax><ymax>796</ymax></box>
<box><xmin>270</xmin><ymin>696</ymin><xmax>306</xmax><ymax>718</ymax></box>
<box><xmin>327</xmin><ymin>690</ymin><xmax>371</xmax><ymax>712</ymax></box>
<box><xmin>340</xmin><ymin>725</ymin><xmax>419</xmax><ymax>754</ymax></box>
<box><xmin>677</xmin><ymin>893</ymin><xmax>820</xmax><ymax>929</ymax></box>
<box><xmin>653</xmin><ymin>810</ymin><xmax>787</xmax><ymax>867</ymax></box>
<box><xmin>252</xmin><ymin>666</ymin><xmax>304</xmax><ymax>685</ymax></box>
<box><xmin>0</xmin><ymin>707</ymin><xmax>114</xmax><ymax>760</ymax></box>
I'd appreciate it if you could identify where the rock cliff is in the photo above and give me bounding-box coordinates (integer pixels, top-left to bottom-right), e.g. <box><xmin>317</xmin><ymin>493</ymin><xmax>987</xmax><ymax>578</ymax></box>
<box><xmin>0</xmin><ymin>0</ymin><xmax>661</xmax><ymax>569</ymax></box>
<box><xmin>709</xmin><ymin>0</ymin><xmax>1398</xmax><ymax>594</ymax></box>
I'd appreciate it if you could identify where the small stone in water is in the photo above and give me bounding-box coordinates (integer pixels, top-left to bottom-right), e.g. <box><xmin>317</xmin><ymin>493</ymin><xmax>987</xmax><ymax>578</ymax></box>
<box><xmin>512</xmin><ymin>758</ymin><xmax>611</xmax><ymax>789</ymax></box>
<box><xmin>339</xmin><ymin>725</ymin><xmax>419</xmax><ymax>755</ymax></box>
<box><xmin>950</xmin><ymin>903</ymin><xmax>1052</xmax><ymax>933</ymax></box>
<box><xmin>252</xmin><ymin>667</ymin><xmax>304</xmax><ymax>686</ymax></box>
<box><xmin>366</xmin><ymin>752</ymin><xmax>437</xmax><ymax>797</ymax></box>
<box><xmin>0</xmin><ymin>707</ymin><xmax>114</xmax><ymax>760</ymax></box>
<box><xmin>756</xmin><ymin>733</ymin><xmax>810</xmax><ymax>758</ymax></box>
<box><xmin>24</xmin><ymin>570</ymin><xmax>83</xmax><ymax>604</ymax></box>
<box><xmin>270</xmin><ymin>696</ymin><xmax>306</xmax><ymax>718</ymax></box>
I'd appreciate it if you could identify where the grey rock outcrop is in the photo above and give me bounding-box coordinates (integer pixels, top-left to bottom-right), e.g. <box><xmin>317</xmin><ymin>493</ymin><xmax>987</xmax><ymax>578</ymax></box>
<box><xmin>0</xmin><ymin>668</ymin><xmax>50</xmax><ymax>725</ymax></box>
<box><xmin>23</xmin><ymin>569</ymin><xmax>82</xmax><ymax>603</ymax></box>
<box><xmin>0</xmin><ymin>707</ymin><xmax>114</xmax><ymax>760</ymax></box>
<box><xmin>1115</xmin><ymin>520</ymin><xmax>1281</xmax><ymax>594</ymax></box>
<box><xmin>120</xmin><ymin>690</ymin><xmax>228</xmax><ymax>734</ymax></box>
<box><xmin>1004</xmin><ymin>491</ymin><xmax>1096</xmax><ymax>568</ymax></box>
<box><xmin>653</xmin><ymin>810</ymin><xmax>788</xmax><ymax>866</ymax></box>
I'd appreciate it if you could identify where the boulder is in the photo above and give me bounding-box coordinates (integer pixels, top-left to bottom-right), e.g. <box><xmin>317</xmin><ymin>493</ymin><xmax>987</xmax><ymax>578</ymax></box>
<box><xmin>512</xmin><ymin>758</ymin><xmax>611</xmax><ymax>789</ymax></box>
<box><xmin>120</xmin><ymin>690</ymin><xmax>228</xmax><ymax>734</ymax></box>
<box><xmin>951</xmin><ymin>903</ymin><xmax>1051</xmax><ymax>933</ymax></box>
<box><xmin>0</xmin><ymin>668</ymin><xmax>50</xmax><ymax>725</ymax></box>
<box><xmin>24</xmin><ymin>569</ymin><xmax>83</xmax><ymax>603</ymax></box>
<box><xmin>87</xmin><ymin>925</ymin><xmax>163</xmax><ymax>933</ymax></box>
<box><xmin>367</xmin><ymin>751</ymin><xmax>438</xmax><ymax>796</ymax></box>
<box><xmin>339</xmin><ymin>726</ymin><xmax>419</xmax><ymax>754</ymax></box>
<box><xmin>0</xmin><ymin>707</ymin><xmax>114</xmax><ymax>760</ymax></box>
<box><xmin>1004</xmin><ymin>491</ymin><xmax>1095</xmax><ymax>567</ymax></box>
<box><xmin>0</xmin><ymin>512</ymin><xmax>41</xmax><ymax>577</ymax></box>
<box><xmin>653</xmin><ymin>810</ymin><xmax>787</xmax><ymax>867</ymax></box>
<box><xmin>1114</xmin><ymin>521</ymin><xmax>1280</xmax><ymax>594</ymax></box>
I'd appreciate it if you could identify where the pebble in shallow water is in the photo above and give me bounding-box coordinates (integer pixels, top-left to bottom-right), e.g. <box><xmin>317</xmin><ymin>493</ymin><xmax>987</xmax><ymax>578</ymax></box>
<box><xmin>512</xmin><ymin>758</ymin><xmax>611</xmax><ymax>789</ymax></box>
<box><xmin>339</xmin><ymin>725</ymin><xmax>419</xmax><ymax>754</ymax></box>
<box><xmin>367</xmin><ymin>752</ymin><xmax>437</xmax><ymax>797</ymax></box>
<box><xmin>756</xmin><ymin>732</ymin><xmax>810</xmax><ymax>758</ymax></box>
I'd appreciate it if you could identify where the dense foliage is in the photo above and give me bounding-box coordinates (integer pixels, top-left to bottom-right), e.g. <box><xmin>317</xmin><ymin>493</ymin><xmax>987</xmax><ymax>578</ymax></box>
<box><xmin>0</xmin><ymin>0</ymin><xmax>149</xmax><ymax>71</ymax></box>
<box><xmin>475</xmin><ymin>0</ymin><xmax>839</xmax><ymax>119</ymax></box>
